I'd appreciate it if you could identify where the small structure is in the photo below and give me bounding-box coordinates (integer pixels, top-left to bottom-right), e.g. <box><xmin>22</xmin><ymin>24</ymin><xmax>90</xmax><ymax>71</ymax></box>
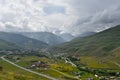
<box><xmin>95</xmin><ymin>74</ymin><xmax>99</xmax><ymax>78</ymax></box>
<box><xmin>29</xmin><ymin>61</ymin><xmax>50</xmax><ymax>69</ymax></box>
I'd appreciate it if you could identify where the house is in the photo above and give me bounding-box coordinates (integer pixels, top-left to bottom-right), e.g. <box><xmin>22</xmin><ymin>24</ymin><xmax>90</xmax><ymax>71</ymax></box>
<box><xmin>29</xmin><ymin>61</ymin><xmax>50</xmax><ymax>69</ymax></box>
<box><xmin>95</xmin><ymin>74</ymin><xmax>99</xmax><ymax>78</ymax></box>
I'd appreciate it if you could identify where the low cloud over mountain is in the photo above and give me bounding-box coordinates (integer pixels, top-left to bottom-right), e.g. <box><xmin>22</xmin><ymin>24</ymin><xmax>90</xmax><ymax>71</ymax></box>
<box><xmin>0</xmin><ymin>0</ymin><xmax>120</xmax><ymax>35</ymax></box>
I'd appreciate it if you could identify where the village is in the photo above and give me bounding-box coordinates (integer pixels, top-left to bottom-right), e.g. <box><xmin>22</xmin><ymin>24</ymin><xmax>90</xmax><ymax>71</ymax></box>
<box><xmin>0</xmin><ymin>50</ymin><xmax>120</xmax><ymax>80</ymax></box>
<box><xmin>28</xmin><ymin>61</ymin><xmax>50</xmax><ymax>70</ymax></box>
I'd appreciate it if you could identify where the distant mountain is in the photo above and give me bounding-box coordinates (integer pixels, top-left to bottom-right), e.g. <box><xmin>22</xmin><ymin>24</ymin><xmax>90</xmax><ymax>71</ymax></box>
<box><xmin>50</xmin><ymin>25</ymin><xmax>120</xmax><ymax>56</ymax></box>
<box><xmin>59</xmin><ymin>33</ymin><xmax>75</xmax><ymax>41</ymax></box>
<box><xmin>19</xmin><ymin>32</ymin><xmax>66</xmax><ymax>45</ymax></box>
<box><xmin>0</xmin><ymin>32</ymin><xmax>48</xmax><ymax>49</ymax></box>
<box><xmin>0</xmin><ymin>39</ymin><xmax>20</xmax><ymax>50</ymax></box>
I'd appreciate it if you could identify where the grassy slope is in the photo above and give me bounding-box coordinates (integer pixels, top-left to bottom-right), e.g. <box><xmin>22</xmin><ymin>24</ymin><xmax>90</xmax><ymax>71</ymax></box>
<box><xmin>51</xmin><ymin>25</ymin><xmax>120</xmax><ymax>69</ymax></box>
<box><xmin>20</xmin><ymin>32</ymin><xmax>65</xmax><ymax>45</ymax></box>
<box><xmin>0</xmin><ymin>57</ymin><xmax>49</xmax><ymax>80</ymax></box>
<box><xmin>0</xmin><ymin>32</ymin><xmax>48</xmax><ymax>49</ymax></box>
<box><xmin>52</xmin><ymin>25</ymin><xmax>120</xmax><ymax>55</ymax></box>
<box><xmin>108</xmin><ymin>47</ymin><xmax>120</xmax><ymax>63</ymax></box>
<box><xmin>0</xmin><ymin>39</ymin><xmax>20</xmax><ymax>50</ymax></box>
<box><xmin>16</xmin><ymin>56</ymin><xmax>78</xmax><ymax>79</ymax></box>
<box><xmin>79</xmin><ymin>56</ymin><xmax>119</xmax><ymax>69</ymax></box>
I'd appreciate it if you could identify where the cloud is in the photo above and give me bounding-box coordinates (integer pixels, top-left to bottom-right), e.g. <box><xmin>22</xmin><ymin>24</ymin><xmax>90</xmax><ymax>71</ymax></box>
<box><xmin>0</xmin><ymin>0</ymin><xmax>120</xmax><ymax>35</ymax></box>
<box><xmin>0</xmin><ymin>22</ymin><xmax>5</xmax><ymax>30</ymax></box>
<box><xmin>70</xmin><ymin>5</ymin><xmax>120</xmax><ymax>35</ymax></box>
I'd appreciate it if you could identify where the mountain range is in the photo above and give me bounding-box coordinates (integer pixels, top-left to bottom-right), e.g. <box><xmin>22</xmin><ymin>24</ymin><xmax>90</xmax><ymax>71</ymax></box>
<box><xmin>1</xmin><ymin>25</ymin><xmax>120</xmax><ymax>55</ymax></box>
<box><xmin>76</xmin><ymin>31</ymin><xmax>96</xmax><ymax>38</ymax></box>
<box><xmin>58</xmin><ymin>33</ymin><xmax>75</xmax><ymax>41</ymax></box>
<box><xmin>0</xmin><ymin>32</ymin><xmax>48</xmax><ymax>50</ymax></box>
<box><xmin>50</xmin><ymin>25</ymin><xmax>120</xmax><ymax>57</ymax></box>
<box><xmin>19</xmin><ymin>32</ymin><xmax>66</xmax><ymax>45</ymax></box>
<box><xmin>0</xmin><ymin>39</ymin><xmax>20</xmax><ymax>50</ymax></box>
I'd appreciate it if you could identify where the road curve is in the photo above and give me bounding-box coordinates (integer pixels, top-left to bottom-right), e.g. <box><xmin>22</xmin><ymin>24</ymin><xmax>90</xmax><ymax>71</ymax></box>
<box><xmin>1</xmin><ymin>55</ymin><xmax>58</xmax><ymax>80</ymax></box>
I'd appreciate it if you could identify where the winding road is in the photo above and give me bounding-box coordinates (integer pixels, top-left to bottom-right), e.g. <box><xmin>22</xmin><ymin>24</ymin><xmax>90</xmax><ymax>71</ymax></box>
<box><xmin>1</xmin><ymin>55</ymin><xmax>58</xmax><ymax>80</ymax></box>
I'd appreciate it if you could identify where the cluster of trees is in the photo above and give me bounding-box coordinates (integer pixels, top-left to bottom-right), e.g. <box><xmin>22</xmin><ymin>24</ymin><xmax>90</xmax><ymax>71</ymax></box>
<box><xmin>77</xmin><ymin>66</ymin><xmax>120</xmax><ymax>77</ymax></box>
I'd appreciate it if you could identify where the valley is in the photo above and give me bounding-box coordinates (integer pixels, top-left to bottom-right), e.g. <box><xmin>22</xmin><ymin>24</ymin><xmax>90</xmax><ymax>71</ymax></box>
<box><xmin>0</xmin><ymin>25</ymin><xmax>120</xmax><ymax>80</ymax></box>
<box><xmin>0</xmin><ymin>54</ymin><xmax>49</xmax><ymax>80</ymax></box>
<box><xmin>1</xmin><ymin>0</ymin><xmax>120</xmax><ymax>80</ymax></box>
<box><xmin>1</xmin><ymin>51</ymin><xmax>86</xmax><ymax>80</ymax></box>
<box><xmin>1</xmin><ymin>50</ymin><xmax>120</xmax><ymax>80</ymax></box>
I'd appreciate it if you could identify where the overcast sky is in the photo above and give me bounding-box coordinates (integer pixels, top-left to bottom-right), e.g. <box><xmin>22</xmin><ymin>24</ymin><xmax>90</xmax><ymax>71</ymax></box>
<box><xmin>0</xmin><ymin>0</ymin><xmax>120</xmax><ymax>35</ymax></box>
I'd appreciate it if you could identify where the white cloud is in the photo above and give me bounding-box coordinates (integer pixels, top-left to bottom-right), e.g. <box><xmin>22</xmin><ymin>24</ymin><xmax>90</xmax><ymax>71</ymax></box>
<box><xmin>0</xmin><ymin>22</ymin><xmax>5</xmax><ymax>31</ymax></box>
<box><xmin>0</xmin><ymin>0</ymin><xmax>120</xmax><ymax>35</ymax></box>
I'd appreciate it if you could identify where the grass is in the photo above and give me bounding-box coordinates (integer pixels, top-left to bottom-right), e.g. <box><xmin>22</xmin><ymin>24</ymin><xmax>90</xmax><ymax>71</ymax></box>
<box><xmin>16</xmin><ymin>56</ymin><xmax>52</xmax><ymax>67</ymax></box>
<box><xmin>15</xmin><ymin>55</ymin><xmax>79</xmax><ymax>79</ymax></box>
<box><xmin>51</xmin><ymin>25</ymin><xmax>120</xmax><ymax>58</ymax></box>
<box><xmin>79</xmin><ymin>56</ymin><xmax>120</xmax><ymax>69</ymax></box>
<box><xmin>80</xmin><ymin>72</ymin><xmax>99</xmax><ymax>80</ymax></box>
<box><xmin>7</xmin><ymin>54</ymin><xmax>116</xmax><ymax>80</ymax></box>
<box><xmin>108</xmin><ymin>47</ymin><xmax>120</xmax><ymax>63</ymax></box>
<box><xmin>0</xmin><ymin>58</ymin><xmax>49</xmax><ymax>80</ymax></box>
<box><xmin>8</xmin><ymin>55</ymin><xmax>93</xmax><ymax>79</ymax></box>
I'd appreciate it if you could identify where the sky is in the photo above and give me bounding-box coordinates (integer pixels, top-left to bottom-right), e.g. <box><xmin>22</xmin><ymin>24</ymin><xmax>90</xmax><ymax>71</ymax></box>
<box><xmin>0</xmin><ymin>0</ymin><xmax>120</xmax><ymax>35</ymax></box>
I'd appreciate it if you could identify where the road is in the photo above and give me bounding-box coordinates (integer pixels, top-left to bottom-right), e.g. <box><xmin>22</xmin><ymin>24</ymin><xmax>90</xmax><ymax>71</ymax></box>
<box><xmin>63</xmin><ymin>57</ymin><xmax>77</xmax><ymax>67</ymax></box>
<box><xmin>1</xmin><ymin>55</ymin><xmax>58</xmax><ymax>80</ymax></box>
<box><xmin>114</xmin><ymin>62</ymin><xmax>120</xmax><ymax>67</ymax></box>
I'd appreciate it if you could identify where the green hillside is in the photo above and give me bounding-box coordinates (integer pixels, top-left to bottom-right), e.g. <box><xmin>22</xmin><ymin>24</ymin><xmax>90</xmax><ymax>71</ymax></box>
<box><xmin>0</xmin><ymin>32</ymin><xmax>48</xmax><ymax>49</ymax></box>
<box><xmin>0</xmin><ymin>57</ymin><xmax>48</xmax><ymax>80</ymax></box>
<box><xmin>19</xmin><ymin>32</ymin><xmax>65</xmax><ymax>45</ymax></box>
<box><xmin>51</xmin><ymin>25</ymin><xmax>120</xmax><ymax>56</ymax></box>
<box><xmin>0</xmin><ymin>39</ymin><xmax>20</xmax><ymax>50</ymax></box>
<box><xmin>50</xmin><ymin>25</ymin><xmax>120</xmax><ymax>69</ymax></box>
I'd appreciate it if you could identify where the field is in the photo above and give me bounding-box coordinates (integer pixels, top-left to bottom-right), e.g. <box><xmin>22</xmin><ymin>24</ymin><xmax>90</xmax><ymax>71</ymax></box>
<box><xmin>5</xmin><ymin>54</ymin><xmax>99</xmax><ymax>80</ymax></box>
<box><xmin>0</xmin><ymin>58</ymin><xmax>49</xmax><ymax>80</ymax></box>
<box><xmin>79</xmin><ymin>56</ymin><xmax>120</xmax><ymax>69</ymax></box>
<box><xmin>2</xmin><ymin>52</ymin><xmax>120</xmax><ymax>80</ymax></box>
<box><xmin>15</xmin><ymin>56</ymin><xmax>79</xmax><ymax>80</ymax></box>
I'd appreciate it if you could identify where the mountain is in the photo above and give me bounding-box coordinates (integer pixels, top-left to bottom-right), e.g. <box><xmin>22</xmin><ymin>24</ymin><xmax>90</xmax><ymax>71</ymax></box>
<box><xmin>57</xmin><ymin>32</ymin><xmax>96</xmax><ymax>41</ymax></box>
<box><xmin>76</xmin><ymin>31</ymin><xmax>96</xmax><ymax>38</ymax></box>
<box><xmin>59</xmin><ymin>33</ymin><xmax>75</xmax><ymax>41</ymax></box>
<box><xmin>0</xmin><ymin>39</ymin><xmax>20</xmax><ymax>50</ymax></box>
<box><xmin>0</xmin><ymin>32</ymin><xmax>48</xmax><ymax>49</ymax></box>
<box><xmin>50</xmin><ymin>25</ymin><xmax>120</xmax><ymax>56</ymax></box>
<box><xmin>19</xmin><ymin>32</ymin><xmax>66</xmax><ymax>45</ymax></box>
